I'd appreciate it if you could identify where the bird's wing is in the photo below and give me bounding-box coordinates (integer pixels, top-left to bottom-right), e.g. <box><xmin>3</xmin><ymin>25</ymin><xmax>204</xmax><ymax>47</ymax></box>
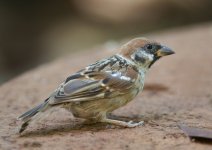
<box><xmin>48</xmin><ymin>57</ymin><xmax>139</xmax><ymax>105</ymax></box>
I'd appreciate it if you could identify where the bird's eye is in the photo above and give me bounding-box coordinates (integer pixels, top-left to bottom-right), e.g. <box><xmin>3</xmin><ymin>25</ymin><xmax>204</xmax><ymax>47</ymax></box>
<box><xmin>146</xmin><ymin>44</ymin><xmax>153</xmax><ymax>50</ymax></box>
<box><xmin>144</xmin><ymin>44</ymin><xmax>158</xmax><ymax>54</ymax></box>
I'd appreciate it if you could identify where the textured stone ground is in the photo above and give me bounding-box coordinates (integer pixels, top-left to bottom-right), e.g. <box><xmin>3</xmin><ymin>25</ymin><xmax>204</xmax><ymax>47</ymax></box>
<box><xmin>0</xmin><ymin>23</ymin><xmax>212</xmax><ymax>150</ymax></box>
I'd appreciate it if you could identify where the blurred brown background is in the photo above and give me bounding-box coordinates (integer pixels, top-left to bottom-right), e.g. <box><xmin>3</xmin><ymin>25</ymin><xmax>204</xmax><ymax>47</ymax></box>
<box><xmin>0</xmin><ymin>0</ymin><xmax>212</xmax><ymax>84</ymax></box>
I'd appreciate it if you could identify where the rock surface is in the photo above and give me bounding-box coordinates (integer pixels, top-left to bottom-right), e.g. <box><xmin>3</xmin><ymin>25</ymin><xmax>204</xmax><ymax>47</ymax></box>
<box><xmin>0</xmin><ymin>23</ymin><xmax>212</xmax><ymax>150</ymax></box>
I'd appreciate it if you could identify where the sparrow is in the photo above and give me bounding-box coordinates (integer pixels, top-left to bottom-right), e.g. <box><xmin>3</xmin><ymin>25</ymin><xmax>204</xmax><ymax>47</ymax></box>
<box><xmin>18</xmin><ymin>37</ymin><xmax>174</xmax><ymax>133</ymax></box>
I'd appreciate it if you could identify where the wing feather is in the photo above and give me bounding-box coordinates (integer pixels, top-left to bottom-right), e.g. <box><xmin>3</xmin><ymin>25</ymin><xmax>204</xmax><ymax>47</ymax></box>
<box><xmin>48</xmin><ymin>56</ymin><xmax>138</xmax><ymax>105</ymax></box>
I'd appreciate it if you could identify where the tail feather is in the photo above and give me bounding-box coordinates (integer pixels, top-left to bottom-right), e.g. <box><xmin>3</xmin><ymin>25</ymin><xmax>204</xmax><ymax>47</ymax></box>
<box><xmin>18</xmin><ymin>98</ymin><xmax>50</xmax><ymax>133</ymax></box>
<box><xmin>18</xmin><ymin>98</ymin><xmax>49</xmax><ymax>121</ymax></box>
<box><xmin>18</xmin><ymin>103</ymin><xmax>45</xmax><ymax>121</ymax></box>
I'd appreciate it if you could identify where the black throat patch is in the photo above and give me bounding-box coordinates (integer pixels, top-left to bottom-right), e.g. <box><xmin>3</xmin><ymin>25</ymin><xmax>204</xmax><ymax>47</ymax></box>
<box><xmin>148</xmin><ymin>56</ymin><xmax>161</xmax><ymax>68</ymax></box>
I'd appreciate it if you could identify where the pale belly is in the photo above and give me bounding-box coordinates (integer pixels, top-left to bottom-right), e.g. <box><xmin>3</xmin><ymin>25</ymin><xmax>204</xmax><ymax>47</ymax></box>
<box><xmin>63</xmin><ymin>88</ymin><xmax>141</xmax><ymax>121</ymax></box>
<box><xmin>64</xmin><ymin>74</ymin><xmax>145</xmax><ymax>121</ymax></box>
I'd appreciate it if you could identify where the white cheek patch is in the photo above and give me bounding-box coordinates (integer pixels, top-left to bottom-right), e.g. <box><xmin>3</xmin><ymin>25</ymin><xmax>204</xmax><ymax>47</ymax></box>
<box><xmin>140</xmin><ymin>51</ymin><xmax>154</xmax><ymax>62</ymax></box>
<box><xmin>132</xmin><ymin>50</ymin><xmax>154</xmax><ymax>63</ymax></box>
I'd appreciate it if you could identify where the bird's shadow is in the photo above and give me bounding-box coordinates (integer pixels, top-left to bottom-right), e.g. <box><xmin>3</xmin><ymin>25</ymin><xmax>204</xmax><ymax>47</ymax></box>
<box><xmin>19</xmin><ymin>114</ymin><xmax>149</xmax><ymax>137</ymax></box>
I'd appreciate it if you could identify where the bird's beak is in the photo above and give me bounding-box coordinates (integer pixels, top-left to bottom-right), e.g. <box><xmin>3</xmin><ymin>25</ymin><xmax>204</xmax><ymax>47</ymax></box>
<box><xmin>156</xmin><ymin>46</ymin><xmax>175</xmax><ymax>57</ymax></box>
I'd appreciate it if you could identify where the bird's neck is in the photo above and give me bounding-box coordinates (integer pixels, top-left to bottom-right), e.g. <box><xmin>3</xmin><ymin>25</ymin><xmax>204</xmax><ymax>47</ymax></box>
<box><xmin>140</xmin><ymin>67</ymin><xmax>148</xmax><ymax>73</ymax></box>
<box><xmin>138</xmin><ymin>67</ymin><xmax>148</xmax><ymax>79</ymax></box>
<box><xmin>115</xmin><ymin>53</ymin><xmax>149</xmax><ymax>76</ymax></box>
<box><xmin>115</xmin><ymin>54</ymin><xmax>137</xmax><ymax>66</ymax></box>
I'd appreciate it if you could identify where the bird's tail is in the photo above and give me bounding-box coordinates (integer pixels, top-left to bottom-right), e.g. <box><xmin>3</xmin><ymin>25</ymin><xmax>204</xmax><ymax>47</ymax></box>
<box><xmin>18</xmin><ymin>98</ymin><xmax>49</xmax><ymax>133</ymax></box>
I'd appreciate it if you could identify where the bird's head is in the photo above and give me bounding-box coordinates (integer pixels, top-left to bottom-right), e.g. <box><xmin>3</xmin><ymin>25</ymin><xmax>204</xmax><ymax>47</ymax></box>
<box><xmin>119</xmin><ymin>37</ymin><xmax>174</xmax><ymax>69</ymax></box>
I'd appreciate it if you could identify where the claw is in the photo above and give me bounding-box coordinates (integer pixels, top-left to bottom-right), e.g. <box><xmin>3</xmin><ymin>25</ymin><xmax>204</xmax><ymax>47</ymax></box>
<box><xmin>101</xmin><ymin>118</ymin><xmax>144</xmax><ymax>128</ymax></box>
<box><xmin>127</xmin><ymin>120</ymin><xmax>144</xmax><ymax>127</ymax></box>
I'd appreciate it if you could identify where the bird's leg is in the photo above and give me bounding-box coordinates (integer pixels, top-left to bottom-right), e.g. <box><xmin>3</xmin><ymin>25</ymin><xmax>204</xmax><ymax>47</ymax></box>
<box><xmin>100</xmin><ymin>118</ymin><xmax>144</xmax><ymax>128</ymax></box>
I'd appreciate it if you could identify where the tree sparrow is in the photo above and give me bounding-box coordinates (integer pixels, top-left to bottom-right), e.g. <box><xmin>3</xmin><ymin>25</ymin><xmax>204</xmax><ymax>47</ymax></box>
<box><xmin>18</xmin><ymin>37</ymin><xmax>174</xmax><ymax>133</ymax></box>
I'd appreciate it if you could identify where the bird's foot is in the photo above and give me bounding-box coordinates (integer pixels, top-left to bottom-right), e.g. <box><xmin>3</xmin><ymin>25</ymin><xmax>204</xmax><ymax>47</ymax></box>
<box><xmin>100</xmin><ymin>118</ymin><xmax>144</xmax><ymax>128</ymax></box>
<box><xmin>126</xmin><ymin>120</ymin><xmax>144</xmax><ymax>128</ymax></box>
